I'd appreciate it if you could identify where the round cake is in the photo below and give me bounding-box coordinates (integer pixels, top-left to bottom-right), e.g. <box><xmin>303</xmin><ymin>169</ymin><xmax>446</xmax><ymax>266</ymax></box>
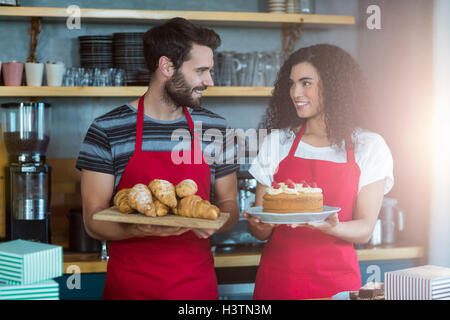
<box><xmin>262</xmin><ymin>180</ymin><xmax>323</xmax><ymax>213</ymax></box>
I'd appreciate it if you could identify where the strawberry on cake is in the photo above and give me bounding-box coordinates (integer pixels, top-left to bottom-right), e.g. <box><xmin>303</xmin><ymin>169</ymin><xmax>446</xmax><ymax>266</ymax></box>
<box><xmin>262</xmin><ymin>179</ymin><xmax>323</xmax><ymax>213</ymax></box>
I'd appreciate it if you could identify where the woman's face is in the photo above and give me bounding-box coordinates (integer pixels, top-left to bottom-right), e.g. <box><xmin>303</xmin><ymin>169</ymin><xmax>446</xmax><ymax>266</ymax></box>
<box><xmin>289</xmin><ymin>62</ymin><xmax>323</xmax><ymax>120</ymax></box>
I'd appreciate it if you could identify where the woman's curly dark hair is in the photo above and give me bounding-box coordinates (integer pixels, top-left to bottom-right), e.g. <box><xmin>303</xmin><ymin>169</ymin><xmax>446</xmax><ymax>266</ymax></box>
<box><xmin>260</xmin><ymin>44</ymin><xmax>370</xmax><ymax>147</ymax></box>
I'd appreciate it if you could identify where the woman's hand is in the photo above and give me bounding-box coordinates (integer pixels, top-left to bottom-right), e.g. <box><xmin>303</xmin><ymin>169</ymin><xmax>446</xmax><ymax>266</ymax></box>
<box><xmin>243</xmin><ymin>212</ymin><xmax>277</xmax><ymax>240</ymax></box>
<box><xmin>290</xmin><ymin>213</ymin><xmax>339</xmax><ymax>234</ymax></box>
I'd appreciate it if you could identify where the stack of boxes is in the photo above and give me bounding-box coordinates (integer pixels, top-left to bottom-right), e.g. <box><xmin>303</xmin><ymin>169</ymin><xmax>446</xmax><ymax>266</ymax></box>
<box><xmin>385</xmin><ymin>265</ymin><xmax>450</xmax><ymax>300</ymax></box>
<box><xmin>0</xmin><ymin>239</ymin><xmax>63</xmax><ymax>300</ymax></box>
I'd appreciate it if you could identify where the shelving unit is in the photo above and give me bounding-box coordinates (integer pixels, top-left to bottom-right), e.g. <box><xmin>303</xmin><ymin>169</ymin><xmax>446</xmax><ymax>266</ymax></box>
<box><xmin>0</xmin><ymin>86</ymin><xmax>273</xmax><ymax>97</ymax></box>
<box><xmin>0</xmin><ymin>6</ymin><xmax>355</xmax><ymax>27</ymax></box>
<box><xmin>0</xmin><ymin>6</ymin><xmax>355</xmax><ymax>98</ymax></box>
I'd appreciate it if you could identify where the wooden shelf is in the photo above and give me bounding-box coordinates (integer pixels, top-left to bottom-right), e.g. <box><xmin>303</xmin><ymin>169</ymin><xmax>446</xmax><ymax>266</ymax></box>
<box><xmin>0</xmin><ymin>7</ymin><xmax>355</xmax><ymax>27</ymax></box>
<box><xmin>0</xmin><ymin>86</ymin><xmax>273</xmax><ymax>97</ymax></box>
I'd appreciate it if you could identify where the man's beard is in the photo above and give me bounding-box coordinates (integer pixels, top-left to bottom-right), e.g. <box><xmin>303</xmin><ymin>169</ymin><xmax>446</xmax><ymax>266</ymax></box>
<box><xmin>163</xmin><ymin>70</ymin><xmax>206</xmax><ymax>110</ymax></box>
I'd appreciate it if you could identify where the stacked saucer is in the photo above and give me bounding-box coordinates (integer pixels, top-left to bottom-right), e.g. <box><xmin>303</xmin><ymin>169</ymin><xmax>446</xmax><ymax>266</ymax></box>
<box><xmin>113</xmin><ymin>33</ymin><xmax>149</xmax><ymax>85</ymax></box>
<box><xmin>79</xmin><ymin>35</ymin><xmax>113</xmax><ymax>68</ymax></box>
<box><xmin>268</xmin><ymin>0</ymin><xmax>287</xmax><ymax>14</ymax></box>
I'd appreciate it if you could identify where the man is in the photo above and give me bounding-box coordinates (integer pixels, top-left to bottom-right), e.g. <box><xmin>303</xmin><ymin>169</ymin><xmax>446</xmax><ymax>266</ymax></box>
<box><xmin>76</xmin><ymin>17</ymin><xmax>239</xmax><ymax>300</ymax></box>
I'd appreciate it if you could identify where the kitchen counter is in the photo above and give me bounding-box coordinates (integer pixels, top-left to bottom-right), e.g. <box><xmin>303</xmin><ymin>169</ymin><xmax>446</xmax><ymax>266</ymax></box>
<box><xmin>62</xmin><ymin>245</ymin><xmax>424</xmax><ymax>274</ymax></box>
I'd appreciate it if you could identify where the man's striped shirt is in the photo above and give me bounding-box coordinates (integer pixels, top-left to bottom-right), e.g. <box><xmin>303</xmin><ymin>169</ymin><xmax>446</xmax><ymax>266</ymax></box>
<box><xmin>76</xmin><ymin>104</ymin><xmax>239</xmax><ymax>202</ymax></box>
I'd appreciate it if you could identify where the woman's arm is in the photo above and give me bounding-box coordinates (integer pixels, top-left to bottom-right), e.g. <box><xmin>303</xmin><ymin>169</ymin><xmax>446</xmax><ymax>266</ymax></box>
<box><xmin>301</xmin><ymin>179</ymin><xmax>386</xmax><ymax>244</ymax></box>
<box><xmin>244</xmin><ymin>182</ymin><xmax>277</xmax><ymax>241</ymax></box>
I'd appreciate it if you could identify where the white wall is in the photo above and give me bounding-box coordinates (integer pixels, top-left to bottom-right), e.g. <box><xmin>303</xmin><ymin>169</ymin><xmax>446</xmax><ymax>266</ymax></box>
<box><xmin>429</xmin><ymin>0</ymin><xmax>450</xmax><ymax>267</ymax></box>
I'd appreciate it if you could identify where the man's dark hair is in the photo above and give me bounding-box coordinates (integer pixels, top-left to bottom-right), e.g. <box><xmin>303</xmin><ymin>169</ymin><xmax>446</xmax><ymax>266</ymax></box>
<box><xmin>143</xmin><ymin>17</ymin><xmax>221</xmax><ymax>78</ymax></box>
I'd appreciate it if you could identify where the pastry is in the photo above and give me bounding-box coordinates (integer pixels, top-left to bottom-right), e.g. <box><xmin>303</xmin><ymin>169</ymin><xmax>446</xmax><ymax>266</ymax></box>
<box><xmin>113</xmin><ymin>188</ymin><xmax>134</xmax><ymax>214</ymax></box>
<box><xmin>128</xmin><ymin>183</ymin><xmax>156</xmax><ymax>217</ymax></box>
<box><xmin>148</xmin><ymin>179</ymin><xmax>178</xmax><ymax>208</ymax></box>
<box><xmin>175</xmin><ymin>179</ymin><xmax>198</xmax><ymax>198</ymax></box>
<box><xmin>262</xmin><ymin>179</ymin><xmax>323</xmax><ymax>213</ymax></box>
<box><xmin>350</xmin><ymin>282</ymin><xmax>385</xmax><ymax>300</ymax></box>
<box><xmin>154</xmin><ymin>199</ymin><xmax>169</xmax><ymax>217</ymax></box>
<box><xmin>175</xmin><ymin>195</ymin><xmax>220</xmax><ymax>220</ymax></box>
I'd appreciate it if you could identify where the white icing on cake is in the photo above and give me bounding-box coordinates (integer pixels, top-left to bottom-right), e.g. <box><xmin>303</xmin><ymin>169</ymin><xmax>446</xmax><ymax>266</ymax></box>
<box><xmin>266</xmin><ymin>182</ymin><xmax>322</xmax><ymax>195</ymax></box>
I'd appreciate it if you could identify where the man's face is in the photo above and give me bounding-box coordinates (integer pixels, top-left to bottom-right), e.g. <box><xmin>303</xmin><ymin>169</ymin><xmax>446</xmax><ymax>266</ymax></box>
<box><xmin>163</xmin><ymin>43</ymin><xmax>214</xmax><ymax>110</ymax></box>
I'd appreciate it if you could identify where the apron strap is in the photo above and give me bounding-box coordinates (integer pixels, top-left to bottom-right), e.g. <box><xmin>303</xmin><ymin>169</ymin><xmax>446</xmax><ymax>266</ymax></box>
<box><xmin>183</xmin><ymin>107</ymin><xmax>203</xmax><ymax>164</ymax></box>
<box><xmin>288</xmin><ymin>123</ymin><xmax>307</xmax><ymax>157</ymax></box>
<box><xmin>135</xmin><ymin>97</ymin><xmax>202</xmax><ymax>162</ymax></box>
<box><xmin>288</xmin><ymin>123</ymin><xmax>356</xmax><ymax>164</ymax></box>
<box><xmin>345</xmin><ymin>134</ymin><xmax>356</xmax><ymax>164</ymax></box>
<box><xmin>184</xmin><ymin>107</ymin><xmax>195</xmax><ymax>132</ymax></box>
<box><xmin>135</xmin><ymin>94</ymin><xmax>146</xmax><ymax>152</ymax></box>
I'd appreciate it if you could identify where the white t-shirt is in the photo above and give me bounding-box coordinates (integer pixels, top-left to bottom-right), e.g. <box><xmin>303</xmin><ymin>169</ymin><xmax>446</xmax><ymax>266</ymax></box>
<box><xmin>248</xmin><ymin>128</ymin><xmax>394</xmax><ymax>194</ymax></box>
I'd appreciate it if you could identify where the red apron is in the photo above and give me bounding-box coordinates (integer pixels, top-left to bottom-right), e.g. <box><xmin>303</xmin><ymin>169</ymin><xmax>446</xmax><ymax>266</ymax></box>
<box><xmin>102</xmin><ymin>94</ymin><xmax>218</xmax><ymax>300</ymax></box>
<box><xmin>253</xmin><ymin>124</ymin><xmax>362</xmax><ymax>300</ymax></box>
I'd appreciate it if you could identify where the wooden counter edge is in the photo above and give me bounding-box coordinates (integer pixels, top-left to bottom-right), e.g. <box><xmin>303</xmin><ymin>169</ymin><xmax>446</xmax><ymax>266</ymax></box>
<box><xmin>62</xmin><ymin>246</ymin><xmax>424</xmax><ymax>274</ymax></box>
<box><xmin>355</xmin><ymin>246</ymin><xmax>424</xmax><ymax>262</ymax></box>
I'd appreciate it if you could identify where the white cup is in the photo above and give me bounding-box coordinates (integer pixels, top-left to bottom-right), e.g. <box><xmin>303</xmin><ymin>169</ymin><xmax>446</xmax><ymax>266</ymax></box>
<box><xmin>45</xmin><ymin>62</ymin><xmax>65</xmax><ymax>86</ymax></box>
<box><xmin>25</xmin><ymin>62</ymin><xmax>44</xmax><ymax>86</ymax></box>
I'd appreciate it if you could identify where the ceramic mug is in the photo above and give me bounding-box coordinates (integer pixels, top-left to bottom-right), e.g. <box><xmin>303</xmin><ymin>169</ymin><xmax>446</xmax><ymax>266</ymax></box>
<box><xmin>25</xmin><ymin>62</ymin><xmax>44</xmax><ymax>86</ymax></box>
<box><xmin>45</xmin><ymin>62</ymin><xmax>65</xmax><ymax>86</ymax></box>
<box><xmin>2</xmin><ymin>61</ymin><xmax>24</xmax><ymax>86</ymax></box>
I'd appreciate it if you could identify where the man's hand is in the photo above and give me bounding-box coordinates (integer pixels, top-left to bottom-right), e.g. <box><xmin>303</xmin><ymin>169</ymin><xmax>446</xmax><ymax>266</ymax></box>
<box><xmin>130</xmin><ymin>224</ymin><xmax>190</xmax><ymax>238</ymax></box>
<box><xmin>213</xmin><ymin>173</ymin><xmax>239</xmax><ymax>233</ymax></box>
<box><xmin>190</xmin><ymin>228</ymin><xmax>216</xmax><ymax>239</ymax></box>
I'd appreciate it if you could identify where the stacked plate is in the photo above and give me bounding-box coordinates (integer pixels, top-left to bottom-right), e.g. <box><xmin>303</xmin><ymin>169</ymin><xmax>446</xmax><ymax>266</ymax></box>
<box><xmin>286</xmin><ymin>0</ymin><xmax>296</xmax><ymax>13</ymax></box>
<box><xmin>268</xmin><ymin>0</ymin><xmax>287</xmax><ymax>14</ymax></box>
<box><xmin>79</xmin><ymin>35</ymin><xmax>113</xmax><ymax>69</ymax></box>
<box><xmin>113</xmin><ymin>33</ymin><xmax>150</xmax><ymax>85</ymax></box>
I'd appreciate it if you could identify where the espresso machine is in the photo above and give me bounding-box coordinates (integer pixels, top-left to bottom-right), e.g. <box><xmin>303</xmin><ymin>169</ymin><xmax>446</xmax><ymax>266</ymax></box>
<box><xmin>1</xmin><ymin>102</ymin><xmax>52</xmax><ymax>243</ymax></box>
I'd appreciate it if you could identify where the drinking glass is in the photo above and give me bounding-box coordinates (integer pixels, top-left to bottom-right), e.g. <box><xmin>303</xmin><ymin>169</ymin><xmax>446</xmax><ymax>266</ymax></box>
<box><xmin>252</xmin><ymin>52</ymin><xmax>266</xmax><ymax>87</ymax></box>
<box><xmin>113</xmin><ymin>69</ymin><xmax>126</xmax><ymax>86</ymax></box>
<box><xmin>93</xmin><ymin>68</ymin><xmax>105</xmax><ymax>86</ymax></box>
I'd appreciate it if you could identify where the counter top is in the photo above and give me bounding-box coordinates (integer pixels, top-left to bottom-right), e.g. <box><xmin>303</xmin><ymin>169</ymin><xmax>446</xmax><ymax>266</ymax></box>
<box><xmin>62</xmin><ymin>245</ymin><xmax>424</xmax><ymax>274</ymax></box>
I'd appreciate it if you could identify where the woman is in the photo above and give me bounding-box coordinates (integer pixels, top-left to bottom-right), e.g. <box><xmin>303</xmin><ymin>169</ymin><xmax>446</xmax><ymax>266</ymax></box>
<box><xmin>245</xmin><ymin>44</ymin><xmax>394</xmax><ymax>300</ymax></box>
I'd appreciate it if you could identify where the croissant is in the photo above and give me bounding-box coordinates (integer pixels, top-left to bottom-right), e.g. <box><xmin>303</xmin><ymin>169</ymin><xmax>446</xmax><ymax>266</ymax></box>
<box><xmin>128</xmin><ymin>184</ymin><xmax>156</xmax><ymax>217</ymax></box>
<box><xmin>113</xmin><ymin>188</ymin><xmax>134</xmax><ymax>214</ymax></box>
<box><xmin>175</xmin><ymin>195</ymin><xmax>220</xmax><ymax>220</ymax></box>
<box><xmin>175</xmin><ymin>179</ymin><xmax>198</xmax><ymax>198</ymax></box>
<box><xmin>148</xmin><ymin>179</ymin><xmax>178</xmax><ymax>208</ymax></box>
<box><xmin>154</xmin><ymin>199</ymin><xmax>169</xmax><ymax>217</ymax></box>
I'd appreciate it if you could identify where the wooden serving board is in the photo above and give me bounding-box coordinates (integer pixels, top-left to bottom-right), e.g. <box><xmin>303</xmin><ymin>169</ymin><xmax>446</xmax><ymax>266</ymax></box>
<box><xmin>93</xmin><ymin>206</ymin><xmax>230</xmax><ymax>230</ymax></box>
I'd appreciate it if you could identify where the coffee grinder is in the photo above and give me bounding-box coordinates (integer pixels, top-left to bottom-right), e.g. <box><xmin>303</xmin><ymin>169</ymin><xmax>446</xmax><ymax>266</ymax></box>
<box><xmin>1</xmin><ymin>102</ymin><xmax>52</xmax><ymax>243</ymax></box>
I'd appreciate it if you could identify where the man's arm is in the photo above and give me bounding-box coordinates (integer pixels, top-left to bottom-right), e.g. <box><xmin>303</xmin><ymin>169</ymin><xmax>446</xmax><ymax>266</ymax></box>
<box><xmin>81</xmin><ymin>169</ymin><xmax>189</xmax><ymax>241</ymax></box>
<box><xmin>213</xmin><ymin>172</ymin><xmax>239</xmax><ymax>233</ymax></box>
<box><xmin>189</xmin><ymin>171</ymin><xmax>239</xmax><ymax>239</ymax></box>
